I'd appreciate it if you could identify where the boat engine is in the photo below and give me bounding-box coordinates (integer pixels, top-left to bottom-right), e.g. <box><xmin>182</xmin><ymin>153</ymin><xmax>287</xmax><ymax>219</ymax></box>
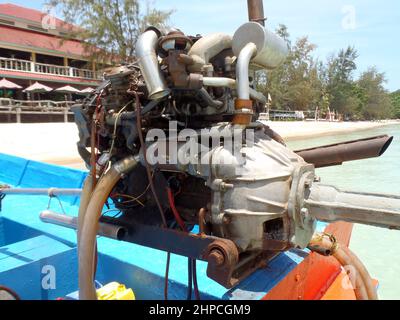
<box><xmin>71</xmin><ymin>0</ymin><xmax>400</xmax><ymax>299</ymax></box>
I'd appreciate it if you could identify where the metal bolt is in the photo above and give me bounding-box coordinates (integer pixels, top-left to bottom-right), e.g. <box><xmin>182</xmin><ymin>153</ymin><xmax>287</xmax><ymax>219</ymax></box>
<box><xmin>301</xmin><ymin>208</ymin><xmax>309</xmax><ymax>219</ymax></box>
<box><xmin>209</xmin><ymin>250</ymin><xmax>225</xmax><ymax>266</ymax></box>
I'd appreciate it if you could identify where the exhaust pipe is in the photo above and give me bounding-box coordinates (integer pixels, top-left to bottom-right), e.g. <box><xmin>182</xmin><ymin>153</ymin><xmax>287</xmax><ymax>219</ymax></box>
<box><xmin>136</xmin><ymin>28</ymin><xmax>170</xmax><ymax>100</ymax></box>
<box><xmin>296</xmin><ymin>135</ymin><xmax>393</xmax><ymax>168</ymax></box>
<box><xmin>247</xmin><ymin>0</ymin><xmax>266</xmax><ymax>25</ymax></box>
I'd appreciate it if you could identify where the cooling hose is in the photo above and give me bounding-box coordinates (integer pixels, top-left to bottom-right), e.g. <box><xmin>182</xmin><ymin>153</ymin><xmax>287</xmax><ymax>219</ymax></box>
<box><xmin>78</xmin><ymin>156</ymin><xmax>138</xmax><ymax>300</ymax></box>
<box><xmin>309</xmin><ymin>233</ymin><xmax>376</xmax><ymax>300</ymax></box>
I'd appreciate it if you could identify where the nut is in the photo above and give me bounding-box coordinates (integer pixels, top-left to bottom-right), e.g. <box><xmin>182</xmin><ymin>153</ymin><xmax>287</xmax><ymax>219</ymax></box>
<box><xmin>208</xmin><ymin>250</ymin><xmax>225</xmax><ymax>266</ymax></box>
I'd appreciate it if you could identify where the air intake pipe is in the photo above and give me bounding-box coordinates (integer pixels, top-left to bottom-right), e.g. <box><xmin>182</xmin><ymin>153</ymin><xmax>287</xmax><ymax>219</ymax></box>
<box><xmin>136</xmin><ymin>28</ymin><xmax>171</xmax><ymax>100</ymax></box>
<box><xmin>188</xmin><ymin>33</ymin><xmax>233</xmax><ymax>73</ymax></box>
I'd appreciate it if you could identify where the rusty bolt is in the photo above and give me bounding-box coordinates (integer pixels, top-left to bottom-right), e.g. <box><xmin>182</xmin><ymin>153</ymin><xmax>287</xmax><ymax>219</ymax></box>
<box><xmin>209</xmin><ymin>249</ymin><xmax>225</xmax><ymax>266</ymax></box>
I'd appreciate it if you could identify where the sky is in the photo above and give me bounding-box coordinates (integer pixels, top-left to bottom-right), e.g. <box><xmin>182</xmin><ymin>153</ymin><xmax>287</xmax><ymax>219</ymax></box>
<box><xmin>5</xmin><ymin>0</ymin><xmax>400</xmax><ymax>91</ymax></box>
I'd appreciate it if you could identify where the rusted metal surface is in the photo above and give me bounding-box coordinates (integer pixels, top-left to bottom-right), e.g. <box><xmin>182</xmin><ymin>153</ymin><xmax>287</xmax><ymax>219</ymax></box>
<box><xmin>233</xmin><ymin>98</ymin><xmax>254</xmax><ymax>125</ymax></box>
<box><xmin>247</xmin><ymin>0</ymin><xmax>266</xmax><ymax>25</ymax></box>
<box><xmin>159</xmin><ymin>31</ymin><xmax>193</xmax><ymax>53</ymax></box>
<box><xmin>262</xmin><ymin>124</ymin><xmax>286</xmax><ymax>146</ymax></box>
<box><xmin>263</xmin><ymin>222</ymin><xmax>353</xmax><ymax>300</ymax></box>
<box><xmin>167</xmin><ymin>51</ymin><xmax>203</xmax><ymax>89</ymax></box>
<box><xmin>198</xmin><ymin>208</ymin><xmax>210</xmax><ymax>235</ymax></box>
<box><xmin>206</xmin><ymin>240</ymin><xmax>240</xmax><ymax>288</ymax></box>
<box><xmin>296</xmin><ymin>135</ymin><xmax>393</xmax><ymax>168</ymax></box>
<box><xmin>100</xmin><ymin>217</ymin><xmax>244</xmax><ymax>288</ymax></box>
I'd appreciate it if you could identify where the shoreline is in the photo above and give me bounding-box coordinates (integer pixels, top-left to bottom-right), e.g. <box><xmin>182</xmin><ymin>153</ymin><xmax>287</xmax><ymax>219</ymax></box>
<box><xmin>268</xmin><ymin>120</ymin><xmax>400</xmax><ymax>141</ymax></box>
<box><xmin>0</xmin><ymin>120</ymin><xmax>398</xmax><ymax>169</ymax></box>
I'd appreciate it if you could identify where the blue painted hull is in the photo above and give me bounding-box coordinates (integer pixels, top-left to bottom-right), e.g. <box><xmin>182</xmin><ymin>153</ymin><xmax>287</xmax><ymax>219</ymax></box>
<box><xmin>0</xmin><ymin>152</ymin><xmax>325</xmax><ymax>300</ymax></box>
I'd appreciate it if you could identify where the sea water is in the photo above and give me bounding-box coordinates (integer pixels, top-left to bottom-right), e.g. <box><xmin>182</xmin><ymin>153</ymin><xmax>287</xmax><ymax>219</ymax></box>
<box><xmin>287</xmin><ymin>124</ymin><xmax>400</xmax><ymax>300</ymax></box>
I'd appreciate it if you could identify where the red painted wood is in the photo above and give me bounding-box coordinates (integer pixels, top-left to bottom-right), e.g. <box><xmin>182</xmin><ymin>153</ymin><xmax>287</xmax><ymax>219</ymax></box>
<box><xmin>262</xmin><ymin>222</ymin><xmax>354</xmax><ymax>300</ymax></box>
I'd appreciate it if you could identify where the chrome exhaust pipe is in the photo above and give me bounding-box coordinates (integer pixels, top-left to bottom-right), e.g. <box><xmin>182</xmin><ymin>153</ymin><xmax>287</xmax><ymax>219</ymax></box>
<box><xmin>236</xmin><ymin>42</ymin><xmax>258</xmax><ymax>100</ymax></box>
<box><xmin>136</xmin><ymin>28</ymin><xmax>170</xmax><ymax>100</ymax></box>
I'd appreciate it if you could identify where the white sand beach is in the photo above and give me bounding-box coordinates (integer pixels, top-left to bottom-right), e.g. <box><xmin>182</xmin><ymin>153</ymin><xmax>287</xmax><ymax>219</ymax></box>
<box><xmin>0</xmin><ymin>120</ymin><xmax>398</xmax><ymax>169</ymax></box>
<box><xmin>268</xmin><ymin>120</ymin><xmax>399</xmax><ymax>141</ymax></box>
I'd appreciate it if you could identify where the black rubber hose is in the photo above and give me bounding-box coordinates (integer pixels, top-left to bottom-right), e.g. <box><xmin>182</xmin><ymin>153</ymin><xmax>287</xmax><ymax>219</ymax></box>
<box><xmin>187</xmin><ymin>258</ymin><xmax>193</xmax><ymax>300</ymax></box>
<box><xmin>164</xmin><ymin>252</ymin><xmax>171</xmax><ymax>301</ymax></box>
<box><xmin>192</xmin><ymin>259</ymin><xmax>201</xmax><ymax>300</ymax></box>
<box><xmin>196</xmin><ymin>88</ymin><xmax>223</xmax><ymax>108</ymax></box>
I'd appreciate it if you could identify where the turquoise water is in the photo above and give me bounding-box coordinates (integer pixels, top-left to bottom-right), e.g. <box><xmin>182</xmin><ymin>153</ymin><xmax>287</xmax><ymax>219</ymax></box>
<box><xmin>287</xmin><ymin>124</ymin><xmax>400</xmax><ymax>300</ymax></box>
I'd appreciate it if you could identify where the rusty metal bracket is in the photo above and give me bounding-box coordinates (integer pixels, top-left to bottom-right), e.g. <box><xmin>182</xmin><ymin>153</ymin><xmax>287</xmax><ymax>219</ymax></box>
<box><xmin>99</xmin><ymin>217</ymin><xmax>275</xmax><ymax>288</ymax></box>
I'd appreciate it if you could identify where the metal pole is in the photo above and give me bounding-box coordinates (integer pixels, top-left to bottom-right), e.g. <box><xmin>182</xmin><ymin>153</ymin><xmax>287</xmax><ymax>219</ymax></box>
<box><xmin>247</xmin><ymin>0</ymin><xmax>266</xmax><ymax>26</ymax></box>
<box><xmin>305</xmin><ymin>184</ymin><xmax>400</xmax><ymax>230</ymax></box>
<box><xmin>39</xmin><ymin>210</ymin><xmax>127</xmax><ymax>241</ymax></box>
<box><xmin>0</xmin><ymin>187</ymin><xmax>82</xmax><ymax>196</ymax></box>
<box><xmin>64</xmin><ymin>108</ymin><xmax>68</xmax><ymax>123</ymax></box>
<box><xmin>16</xmin><ymin>107</ymin><xmax>21</xmax><ymax>123</ymax></box>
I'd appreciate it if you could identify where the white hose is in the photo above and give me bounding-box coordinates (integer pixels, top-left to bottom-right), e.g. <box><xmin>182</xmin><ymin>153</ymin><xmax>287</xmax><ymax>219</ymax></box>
<box><xmin>202</xmin><ymin>77</ymin><xmax>267</xmax><ymax>104</ymax></box>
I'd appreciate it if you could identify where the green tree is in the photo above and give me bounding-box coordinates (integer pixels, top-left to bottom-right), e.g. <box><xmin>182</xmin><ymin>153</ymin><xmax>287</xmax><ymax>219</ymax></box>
<box><xmin>323</xmin><ymin>46</ymin><xmax>359</xmax><ymax>117</ymax></box>
<box><xmin>391</xmin><ymin>90</ymin><xmax>400</xmax><ymax>119</ymax></box>
<box><xmin>356</xmin><ymin>67</ymin><xmax>392</xmax><ymax>120</ymax></box>
<box><xmin>275</xmin><ymin>24</ymin><xmax>291</xmax><ymax>47</ymax></box>
<box><xmin>48</xmin><ymin>0</ymin><xmax>173</xmax><ymax>62</ymax></box>
<box><xmin>258</xmin><ymin>33</ymin><xmax>322</xmax><ymax>111</ymax></box>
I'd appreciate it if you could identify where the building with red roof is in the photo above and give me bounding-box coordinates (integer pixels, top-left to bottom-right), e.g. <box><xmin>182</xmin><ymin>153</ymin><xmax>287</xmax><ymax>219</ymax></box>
<box><xmin>0</xmin><ymin>3</ymin><xmax>102</xmax><ymax>95</ymax></box>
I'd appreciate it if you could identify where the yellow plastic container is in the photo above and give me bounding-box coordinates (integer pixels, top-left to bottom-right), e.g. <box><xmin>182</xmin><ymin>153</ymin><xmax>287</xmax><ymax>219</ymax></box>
<box><xmin>96</xmin><ymin>282</ymin><xmax>136</xmax><ymax>300</ymax></box>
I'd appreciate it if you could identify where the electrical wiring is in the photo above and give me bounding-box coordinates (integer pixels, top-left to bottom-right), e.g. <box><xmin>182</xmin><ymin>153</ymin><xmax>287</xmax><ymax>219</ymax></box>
<box><xmin>166</xmin><ymin>186</ymin><xmax>201</xmax><ymax>300</ymax></box>
<box><xmin>167</xmin><ymin>187</ymin><xmax>186</xmax><ymax>231</ymax></box>
<box><xmin>187</xmin><ymin>258</ymin><xmax>193</xmax><ymax>300</ymax></box>
<box><xmin>134</xmin><ymin>91</ymin><xmax>171</xmax><ymax>301</ymax></box>
<box><xmin>192</xmin><ymin>259</ymin><xmax>201</xmax><ymax>300</ymax></box>
<box><xmin>112</xmin><ymin>173</ymin><xmax>153</xmax><ymax>207</ymax></box>
<box><xmin>114</xmin><ymin>194</ymin><xmax>145</xmax><ymax>207</ymax></box>
<box><xmin>109</xmin><ymin>100</ymin><xmax>134</xmax><ymax>158</ymax></box>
